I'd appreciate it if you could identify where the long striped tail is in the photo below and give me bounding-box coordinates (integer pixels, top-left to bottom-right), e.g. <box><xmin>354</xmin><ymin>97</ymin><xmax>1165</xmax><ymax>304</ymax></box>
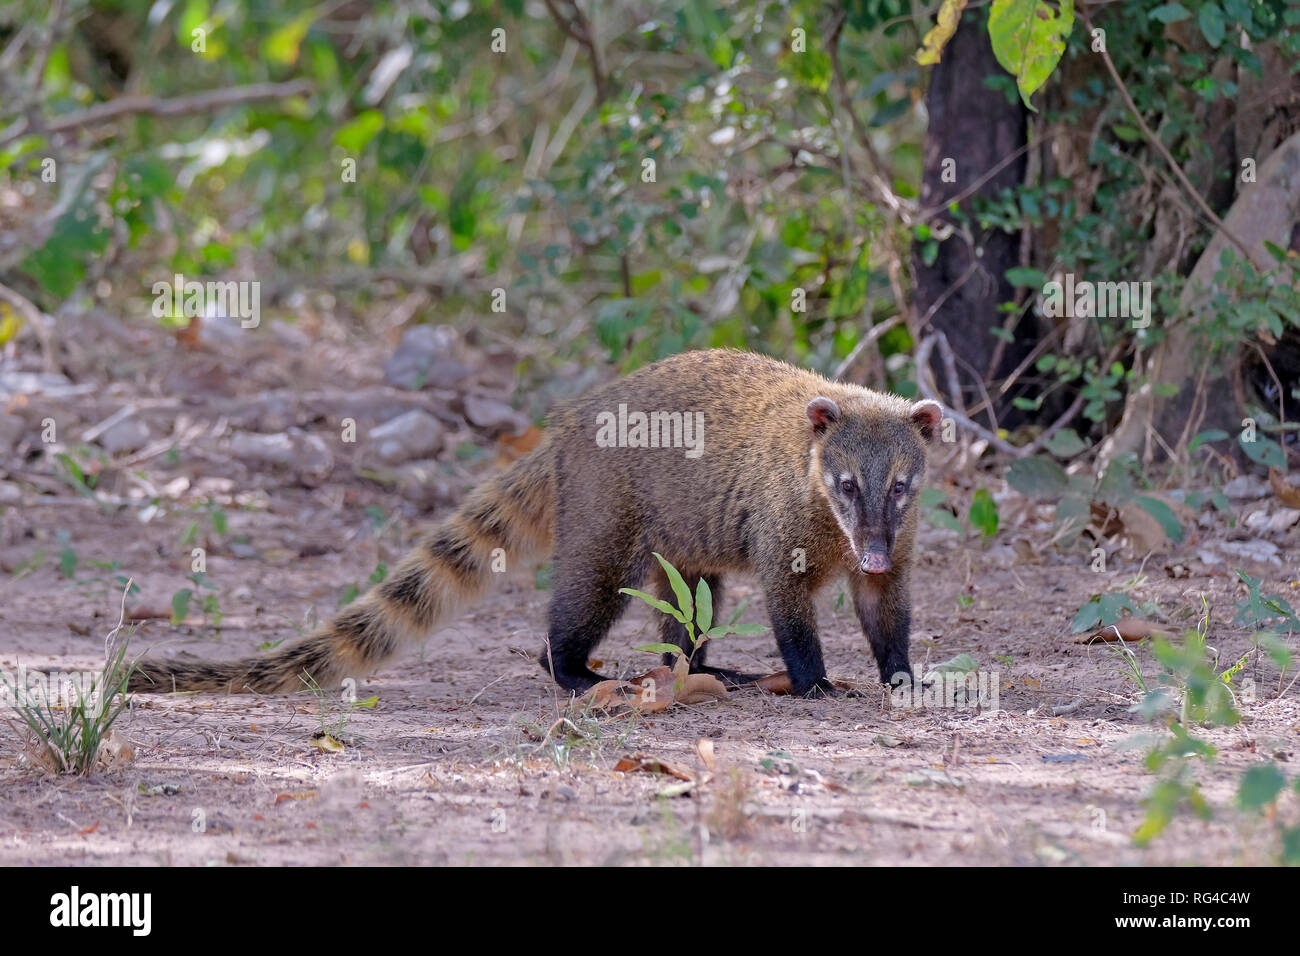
<box><xmin>127</xmin><ymin>441</ymin><xmax>556</xmax><ymax>693</ymax></box>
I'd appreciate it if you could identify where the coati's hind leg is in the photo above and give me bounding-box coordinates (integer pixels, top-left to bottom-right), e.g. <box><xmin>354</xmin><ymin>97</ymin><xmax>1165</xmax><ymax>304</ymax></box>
<box><xmin>541</xmin><ymin>536</ymin><xmax>649</xmax><ymax>694</ymax></box>
<box><xmin>655</xmin><ymin>571</ymin><xmax>763</xmax><ymax>687</ymax></box>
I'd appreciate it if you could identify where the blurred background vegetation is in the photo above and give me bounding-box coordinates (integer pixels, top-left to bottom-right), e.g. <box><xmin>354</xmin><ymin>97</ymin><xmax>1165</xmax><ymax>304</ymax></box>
<box><xmin>1</xmin><ymin>0</ymin><xmax>1298</xmax><ymax>471</ymax></box>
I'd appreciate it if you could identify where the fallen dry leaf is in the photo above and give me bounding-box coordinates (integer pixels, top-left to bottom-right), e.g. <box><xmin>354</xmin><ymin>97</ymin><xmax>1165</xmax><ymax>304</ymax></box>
<box><xmin>1076</xmin><ymin>618</ymin><xmax>1166</xmax><ymax>644</ymax></box>
<box><xmin>754</xmin><ymin>672</ymin><xmax>856</xmax><ymax>695</ymax></box>
<box><xmin>695</xmin><ymin>738</ymin><xmax>716</xmax><ymax>772</ymax></box>
<box><xmin>756</xmin><ymin>672</ymin><xmax>794</xmax><ymax>694</ymax></box>
<box><xmin>496</xmin><ymin>425</ymin><xmax>544</xmax><ymax>463</ymax></box>
<box><xmin>613</xmin><ymin>754</ymin><xmax>694</xmax><ymax>781</ymax></box>
<box><xmin>274</xmin><ymin>792</ymin><xmax>317</xmax><ymax>805</ymax></box>
<box><xmin>584</xmin><ymin>666</ymin><xmax>676</xmax><ymax>714</ymax></box>
<box><xmin>1270</xmin><ymin>468</ymin><xmax>1300</xmax><ymax>508</ymax></box>
<box><xmin>675</xmin><ymin>673</ymin><xmax>727</xmax><ymax>704</ymax></box>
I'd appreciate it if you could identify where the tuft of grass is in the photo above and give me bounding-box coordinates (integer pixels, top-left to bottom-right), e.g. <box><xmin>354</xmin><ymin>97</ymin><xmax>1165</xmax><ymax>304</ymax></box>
<box><xmin>2</xmin><ymin>582</ymin><xmax>138</xmax><ymax>775</ymax></box>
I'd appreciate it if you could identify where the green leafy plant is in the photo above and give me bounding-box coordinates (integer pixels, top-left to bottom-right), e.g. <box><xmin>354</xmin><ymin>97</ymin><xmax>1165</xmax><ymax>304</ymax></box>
<box><xmin>1234</xmin><ymin>570</ymin><xmax>1299</xmax><ymax>632</ymax></box>
<box><xmin>2</xmin><ymin>585</ymin><xmax>138</xmax><ymax>775</ymax></box>
<box><xmin>621</xmin><ymin>553</ymin><xmax>766</xmax><ymax>672</ymax></box>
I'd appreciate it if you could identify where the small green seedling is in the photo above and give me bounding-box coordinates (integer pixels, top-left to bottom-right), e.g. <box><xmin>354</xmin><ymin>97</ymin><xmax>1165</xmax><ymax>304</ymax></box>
<box><xmin>621</xmin><ymin>553</ymin><xmax>766</xmax><ymax>683</ymax></box>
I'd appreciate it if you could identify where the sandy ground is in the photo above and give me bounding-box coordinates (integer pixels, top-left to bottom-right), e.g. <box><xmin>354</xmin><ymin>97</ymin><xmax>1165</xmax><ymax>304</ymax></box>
<box><xmin>0</xmin><ymin>321</ymin><xmax>1296</xmax><ymax>866</ymax></box>
<box><xmin>1</xmin><ymin>488</ymin><xmax>1296</xmax><ymax>866</ymax></box>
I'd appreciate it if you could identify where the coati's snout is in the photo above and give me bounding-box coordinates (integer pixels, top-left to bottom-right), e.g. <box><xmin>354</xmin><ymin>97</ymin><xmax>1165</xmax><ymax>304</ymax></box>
<box><xmin>807</xmin><ymin>395</ymin><xmax>943</xmax><ymax>573</ymax></box>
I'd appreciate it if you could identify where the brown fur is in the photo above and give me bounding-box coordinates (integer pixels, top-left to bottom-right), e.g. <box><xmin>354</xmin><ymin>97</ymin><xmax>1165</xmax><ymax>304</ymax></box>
<box><xmin>127</xmin><ymin>350</ymin><xmax>937</xmax><ymax>697</ymax></box>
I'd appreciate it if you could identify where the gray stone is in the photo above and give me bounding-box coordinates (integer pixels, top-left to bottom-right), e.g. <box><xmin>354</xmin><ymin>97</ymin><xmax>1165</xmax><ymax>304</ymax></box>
<box><xmin>99</xmin><ymin>417</ymin><xmax>151</xmax><ymax>455</ymax></box>
<box><xmin>463</xmin><ymin>394</ymin><xmax>528</xmax><ymax>434</ymax></box>
<box><xmin>1223</xmin><ymin>475</ymin><xmax>1270</xmax><ymax>500</ymax></box>
<box><xmin>369</xmin><ymin>409</ymin><xmax>444</xmax><ymax>465</ymax></box>
<box><xmin>384</xmin><ymin>325</ymin><xmax>467</xmax><ymax>390</ymax></box>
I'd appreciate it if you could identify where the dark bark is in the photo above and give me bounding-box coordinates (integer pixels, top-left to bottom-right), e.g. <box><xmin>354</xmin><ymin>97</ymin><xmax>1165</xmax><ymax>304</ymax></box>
<box><xmin>913</xmin><ymin>15</ymin><xmax>1037</xmax><ymax>427</ymax></box>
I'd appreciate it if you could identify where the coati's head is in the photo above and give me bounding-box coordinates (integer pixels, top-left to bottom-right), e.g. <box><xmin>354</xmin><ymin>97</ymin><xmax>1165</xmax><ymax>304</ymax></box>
<box><xmin>807</xmin><ymin>395</ymin><xmax>943</xmax><ymax>575</ymax></box>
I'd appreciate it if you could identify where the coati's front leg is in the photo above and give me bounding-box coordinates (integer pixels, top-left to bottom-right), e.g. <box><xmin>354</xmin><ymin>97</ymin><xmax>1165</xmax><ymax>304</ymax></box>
<box><xmin>655</xmin><ymin>571</ymin><xmax>763</xmax><ymax>687</ymax></box>
<box><xmin>851</xmin><ymin>568</ymin><xmax>915</xmax><ymax>687</ymax></box>
<box><xmin>761</xmin><ymin>573</ymin><xmax>835</xmax><ymax>698</ymax></box>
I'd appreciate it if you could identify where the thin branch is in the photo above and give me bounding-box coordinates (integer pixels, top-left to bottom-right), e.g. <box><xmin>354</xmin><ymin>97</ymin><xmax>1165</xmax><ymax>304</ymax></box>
<box><xmin>1079</xmin><ymin>5</ymin><xmax>1254</xmax><ymax>263</ymax></box>
<box><xmin>543</xmin><ymin>0</ymin><xmax>608</xmax><ymax>104</ymax></box>
<box><xmin>826</xmin><ymin>10</ymin><xmax>914</xmax><ymax>223</ymax></box>
<box><xmin>832</xmin><ymin>314</ymin><xmax>904</xmax><ymax>381</ymax></box>
<box><xmin>0</xmin><ymin>80</ymin><xmax>314</xmax><ymax>149</ymax></box>
<box><xmin>916</xmin><ymin>139</ymin><xmax>1034</xmax><ymax>224</ymax></box>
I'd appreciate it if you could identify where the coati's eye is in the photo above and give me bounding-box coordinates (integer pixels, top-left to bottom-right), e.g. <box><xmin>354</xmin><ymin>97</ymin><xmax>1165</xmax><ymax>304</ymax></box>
<box><xmin>892</xmin><ymin>478</ymin><xmax>908</xmax><ymax>497</ymax></box>
<box><xmin>839</xmin><ymin>478</ymin><xmax>856</xmax><ymax>495</ymax></box>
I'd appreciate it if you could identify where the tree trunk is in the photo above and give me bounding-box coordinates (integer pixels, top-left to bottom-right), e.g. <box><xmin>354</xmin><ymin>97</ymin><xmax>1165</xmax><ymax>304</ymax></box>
<box><xmin>913</xmin><ymin>14</ymin><xmax>1033</xmax><ymax>427</ymax></box>
<box><xmin>1097</xmin><ymin>130</ymin><xmax>1300</xmax><ymax>470</ymax></box>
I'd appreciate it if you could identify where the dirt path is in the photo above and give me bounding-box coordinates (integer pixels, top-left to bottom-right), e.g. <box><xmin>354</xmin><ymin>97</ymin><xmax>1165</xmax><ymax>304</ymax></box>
<box><xmin>0</xmin><ymin>321</ymin><xmax>1295</xmax><ymax>865</ymax></box>
<box><xmin>1</xmin><ymin>493</ymin><xmax>1295</xmax><ymax>865</ymax></box>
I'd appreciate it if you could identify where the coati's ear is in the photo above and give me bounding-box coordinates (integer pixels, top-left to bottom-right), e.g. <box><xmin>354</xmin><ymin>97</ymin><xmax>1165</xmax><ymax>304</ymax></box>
<box><xmin>806</xmin><ymin>396</ymin><xmax>842</xmax><ymax>435</ymax></box>
<box><xmin>910</xmin><ymin>400</ymin><xmax>943</xmax><ymax>443</ymax></box>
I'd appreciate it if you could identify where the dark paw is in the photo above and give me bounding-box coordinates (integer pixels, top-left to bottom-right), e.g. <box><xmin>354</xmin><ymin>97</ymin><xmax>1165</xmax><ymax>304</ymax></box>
<box><xmin>797</xmin><ymin>677</ymin><xmax>840</xmax><ymax>699</ymax></box>
<box><xmin>883</xmin><ymin>667</ymin><xmax>915</xmax><ymax>690</ymax></box>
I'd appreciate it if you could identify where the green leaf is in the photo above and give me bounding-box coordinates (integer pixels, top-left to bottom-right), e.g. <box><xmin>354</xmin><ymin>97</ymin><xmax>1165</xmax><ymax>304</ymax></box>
<box><xmin>59</xmin><ymin>547</ymin><xmax>77</xmax><ymax>579</ymax></box>
<box><xmin>619</xmin><ymin>588</ymin><xmax>684</xmax><ymax>622</ymax></box>
<box><xmin>336</xmin><ymin>110</ymin><xmax>385</xmax><ymax>153</ymax></box>
<box><xmin>729</xmin><ymin>623</ymin><xmax>768</xmax><ymax>637</ymax></box>
<box><xmin>1135</xmin><ymin>496</ymin><xmax>1184</xmax><ymax>543</ymax></box>
<box><xmin>1149</xmin><ymin>3</ymin><xmax>1192</xmax><ymax>23</ymax></box>
<box><xmin>1071</xmin><ymin>599</ymin><xmax>1103</xmax><ymax>633</ymax></box>
<box><xmin>927</xmin><ymin>653</ymin><xmax>978</xmax><ymax>676</ymax></box>
<box><xmin>1006</xmin><ymin>455</ymin><xmax>1069</xmax><ymax>498</ymax></box>
<box><xmin>355</xmin><ymin>695</ymin><xmax>379</xmax><ymax>709</ymax></box>
<box><xmin>263</xmin><ymin>12</ymin><xmax>313</xmax><ymax>65</ymax></box>
<box><xmin>1198</xmin><ymin>2</ymin><xmax>1226</xmax><ymax>47</ymax></box>
<box><xmin>695</xmin><ymin>577</ymin><xmax>713</xmax><ymax>635</ymax></box>
<box><xmin>635</xmin><ymin>642</ymin><xmax>688</xmax><ymax>656</ymax></box>
<box><xmin>1004</xmin><ymin>266</ymin><xmax>1047</xmax><ymax>288</ymax></box>
<box><xmin>987</xmin><ymin>0</ymin><xmax>1075</xmax><ymax>111</ymax></box>
<box><xmin>969</xmin><ymin>488</ymin><xmax>999</xmax><ymax>537</ymax></box>
<box><xmin>1187</xmin><ymin>429</ymin><xmax>1228</xmax><ymax>453</ymax></box>
<box><xmin>925</xmin><ymin>507</ymin><xmax>965</xmax><ymax>533</ymax></box>
<box><xmin>170</xmin><ymin>588</ymin><xmax>193</xmax><ymax>626</ymax></box>
<box><xmin>1238</xmin><ymin>762</ymin><xmax>1286</xmax><ymax>812</ymax></box>
<box><xmin>1043</xmin><ymin>428</ymin><xmax>1087</xmax><ymax>457</ymax></box>
<box><xmin>1240</xmin><ymin>434</ymin><xmax>1286</xmax><ymax>470</ymax></box>
<box><xmin>652</xmin><ymin>553</ymin><xmax>693</xmax><ymax>623</ymax></box>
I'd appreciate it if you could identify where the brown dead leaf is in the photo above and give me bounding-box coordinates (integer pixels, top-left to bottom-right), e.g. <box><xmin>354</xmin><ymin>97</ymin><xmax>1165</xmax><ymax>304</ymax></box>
<box><xmin>1270</xmin><ymin>468</ymin><xmax>1300</xmax><ymax>508</ymax></box>
<box><xmin>756</xmin><ymin>672</ymin><xmax>794</xmax><ymax>694</ymax></box>
<box><xmin>1076</xmin><ymin>618</ymin><xmax>1166</xmax><ymax>644</ymax></box>
<box><xmin>496</xmin><ymin>425</ymin><xmax>544</xmax><ymax>464</ymax></box>
<box><xmin>584</xmin><ymin>667</ymin><xmax>675</xmax><ymax>714</ymax></box>
<box><xmin>695</xmin><ymin>738</ymin><xmax>716</xmax><ymax>772</ymax></box>
<box><xmin>274</xmin><ymin>792</ymin><xmax>317</xmax><ymax>805</ymax></box>
<box><xmin>675</xmin><ymin>673</ymin><xmax>727</xmax><ymax>704</ymax></box>
<box><xmin>613</xmin><ymin>754</ymin><xmax>694</xmax><ymax>781</ymax></box>
<box><xmin>1116</xmin><ymin>501</ymin><xmax>1167</xmax><ymax>554</ymax></box>
<box><xmin>175</xmin><ymin>315</ymin><xmax>202</xmax><ymax>348</ymax></box>
<box><xmin>754</xmin><ymin>672</ymin><xmax>856</xmax><ymax>695</ymax></box>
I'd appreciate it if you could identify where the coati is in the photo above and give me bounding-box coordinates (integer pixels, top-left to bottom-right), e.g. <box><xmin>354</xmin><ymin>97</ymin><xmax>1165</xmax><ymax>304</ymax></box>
<box><xmin>128</xmin><ymin>349</ymin><xmax>942</xmax><ymax>699</ymax></box>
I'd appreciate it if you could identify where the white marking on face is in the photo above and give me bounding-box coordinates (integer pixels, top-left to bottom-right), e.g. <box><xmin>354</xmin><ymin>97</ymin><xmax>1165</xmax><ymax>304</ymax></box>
<box><xmin>826</xmin><ymin>472</ymin><xmax>858</xmax><ymax>557</ymax></box>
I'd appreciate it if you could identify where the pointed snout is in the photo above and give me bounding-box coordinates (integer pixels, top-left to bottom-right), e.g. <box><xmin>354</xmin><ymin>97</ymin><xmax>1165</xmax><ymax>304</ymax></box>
<box><xmin>859</xmin><ymin>548</ymin><xmax>891</xmax><ymax>574</ymax></box>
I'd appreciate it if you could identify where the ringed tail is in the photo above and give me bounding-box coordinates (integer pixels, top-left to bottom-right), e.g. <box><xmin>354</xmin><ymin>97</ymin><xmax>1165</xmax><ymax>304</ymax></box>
<box><xmin>127</xmin><ymin>441</ymin><xmax>556</xmax><ymax>693</ymax></box>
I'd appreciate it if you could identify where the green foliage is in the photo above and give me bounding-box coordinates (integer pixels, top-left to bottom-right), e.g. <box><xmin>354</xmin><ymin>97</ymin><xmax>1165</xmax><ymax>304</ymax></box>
<box><xmin>622</xmin><ymin>552</ymin><xmax>766</xmax><ymax>667</ymax></box>
<box><xmin>2</xmin><ymin>631</ymin><xmax>137</xmax><ymax>775</ymax></box>
<box><xmin>1233</xmin><ymin>571</ymin><xmax>1299</xmax><ymax>631</ymax></box>
<box><xmin>987</xmin><ymin>0</ymin><xmax>1075</xmax><ymax>110</ymax></box>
